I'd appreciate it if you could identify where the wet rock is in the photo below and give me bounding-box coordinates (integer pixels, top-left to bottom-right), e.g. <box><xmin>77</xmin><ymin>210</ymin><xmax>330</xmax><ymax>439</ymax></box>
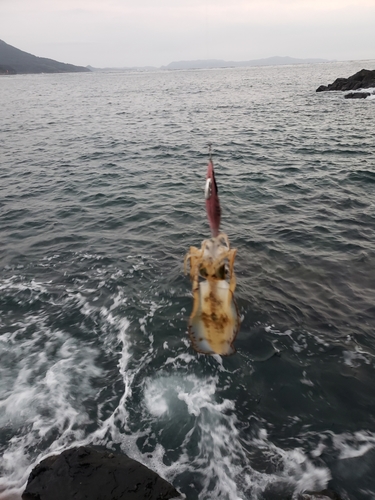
<box><xmin>22</xmin><ymin>446</ymin><xmax>180</xmax><ymax>500</ymax></box>
<box><xmin>316</xmin><ymin>68</ymin><xmax>375</xmax><ymax>92</ymax></box>
<box><xmin>344</xmin><ymin>92</ymin><xmax>371</xmax><ymax>99</ymax></box>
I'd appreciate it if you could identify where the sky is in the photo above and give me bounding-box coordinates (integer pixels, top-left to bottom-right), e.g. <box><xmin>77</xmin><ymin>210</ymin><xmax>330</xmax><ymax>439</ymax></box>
<box><xmin>1</xmin><ymin>0</ymin><xmax>374</xmax><ymax>68</ymax></box>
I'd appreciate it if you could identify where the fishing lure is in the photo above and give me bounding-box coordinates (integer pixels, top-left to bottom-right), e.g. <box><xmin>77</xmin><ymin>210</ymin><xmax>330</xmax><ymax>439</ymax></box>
<box><xmin>205</xmin><ymin>158</ymin><xmax>221</xmax><ymax>237</ymax></box>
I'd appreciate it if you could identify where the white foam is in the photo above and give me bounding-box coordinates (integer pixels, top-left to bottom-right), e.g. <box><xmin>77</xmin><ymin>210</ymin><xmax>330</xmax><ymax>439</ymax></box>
<box><xmin>89</xmin><ymin>295</ymin><xmax>158</xmax><ymax>448</ymax></box>
<box><xmin>344</xmin><ymin>87</ymin><xmax>375</xmax><ymax>99</ymax></box>
<box><xmin>164</xmin><ymin>353</ymin><xmax>196</xmax><ymax>365</ymax></box>
<box><xmin>141</xmin><ymin>374</ymin><xmax>246</xmax><ymax>498</ymax></box>
<box><xmin>144</xmin><ymin>379</ymin><xmax>171</xmax><ymax>417</ymax></box>
<box><xmin>343</xmin><ymin>347</ymin><xmax>373</xmax><ymax>367</ymax></box>
<box><xmin>307</xmin><ymin>429</ymin><xmax>375</xmax><ymax>468</ymax></box>
<box><xmin>332</xmin><ymin>431</ymin><xmax>375</xmax><ymax>460</ymax></box>
<box><xmin>0</xmin><ymin>277</ymin><xmax>128</xmax><ymax>497</ymax></box>
<box><xmin>266</xmin><ymin>325</ymin><xmax>310</xmax><ymax>354</ymax></box>
<box><xmin>96</xmin><ymin>297</ymin><xmax>132</xmax><ymax>429</ymax></box>
<box><xmin>140</xmin><ymin>372</ymin><xmax>330</xmax><ymax>499</ymax></box>
<box><xmin>0</xmin><ymin>315</ymin><xmax>102</xmax><ymax>493</ymax></box>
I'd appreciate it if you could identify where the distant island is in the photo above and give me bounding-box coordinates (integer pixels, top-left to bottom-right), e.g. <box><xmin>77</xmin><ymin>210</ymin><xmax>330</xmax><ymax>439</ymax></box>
<box><xmin>161</xmin><ymin>56</ymin><xmax>330</xmax><ymax>70</ymax></box>
<box><xmin>0</xmin><ymin>39</ymin><xmax>90</xmax><ymax>74</ymax></box>
<box><xmin>88</xmin><ymin>56</ymin><xmax>330</xmax><ymax>72</ymax></box>
<box><xmin>86</xmin><ymin>65</ymin><xmax>157</xmax><ymax>73</ymax></box>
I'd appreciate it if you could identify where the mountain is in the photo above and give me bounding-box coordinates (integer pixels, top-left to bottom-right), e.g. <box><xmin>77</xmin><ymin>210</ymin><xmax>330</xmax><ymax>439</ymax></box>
<box><xmin>162</xmin><ymin>56</ymin><xmax>330</xmax><ymax>70</ymax></box>
<box><xmin>0</xmin><ymin>40</ymin><xmax>90</xmax><ymax>74</ymax></box>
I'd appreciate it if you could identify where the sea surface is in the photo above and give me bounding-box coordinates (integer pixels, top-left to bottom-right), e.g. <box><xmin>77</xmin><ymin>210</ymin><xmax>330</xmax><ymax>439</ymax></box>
<box><xmin>1</xmin><ymin>60</ymin><xmax>375</xmax><ymax>500</ymax></box>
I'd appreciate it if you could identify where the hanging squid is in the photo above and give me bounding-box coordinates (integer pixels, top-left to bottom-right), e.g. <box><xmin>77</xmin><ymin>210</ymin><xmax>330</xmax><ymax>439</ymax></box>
<box><xmin>184</xmin><ymin>154</ymin><xmax>240</xmax><ymax>355</ymax></box>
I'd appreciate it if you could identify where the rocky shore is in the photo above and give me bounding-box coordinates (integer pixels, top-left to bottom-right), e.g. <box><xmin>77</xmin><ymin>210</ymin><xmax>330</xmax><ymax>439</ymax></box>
<box><xmin>20</xmin><ymin>445</ymin><xmax>346</xmax><ymax>500</ymax></box>
<box><xmin>22</xmin><ymin>446</ymin><xmax>181</xmax><ymax>500</ymax></box>
<box><xmin>316</xmin><ymin>68</ymin><xmax>375</xmax><ymax>98</ymax></box>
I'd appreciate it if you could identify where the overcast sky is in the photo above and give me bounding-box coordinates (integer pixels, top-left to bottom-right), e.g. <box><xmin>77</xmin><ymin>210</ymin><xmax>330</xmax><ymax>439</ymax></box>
<box><xmin>1</xmin><ymin>0</ymin><xmax>374</xmax><ymax>67</ymax></box>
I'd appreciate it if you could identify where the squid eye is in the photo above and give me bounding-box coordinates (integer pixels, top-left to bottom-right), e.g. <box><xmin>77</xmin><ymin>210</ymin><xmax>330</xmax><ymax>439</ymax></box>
<box><xmin>199</xmin><ymin>266</ymin><xmax>208</xmax><ymax>277</ymax></box>
<box><xmin>205</xmin><ymin>178</ymin><xmax>212</xmax><ymax>200</ymax></box>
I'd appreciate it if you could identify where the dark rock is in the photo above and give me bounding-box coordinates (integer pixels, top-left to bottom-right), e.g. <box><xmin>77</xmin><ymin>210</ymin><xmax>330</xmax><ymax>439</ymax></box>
<box><xmin>316</xmin><ymin>68</ymin><xmax>375</xmax><ymax>92</ymax></box>
<box><xmin>22</xmin><ymin>446</ymin><xmax>180</xmax><ymax>500</ymax></box>
<box><xmin>344</xmin><ymin>91</ymin><xmax>371</xmax><ymax>99</ymax></box>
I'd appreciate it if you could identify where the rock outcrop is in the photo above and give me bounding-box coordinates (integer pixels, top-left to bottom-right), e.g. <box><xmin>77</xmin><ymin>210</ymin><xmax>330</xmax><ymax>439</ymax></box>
<box><xmin>344</xmin><ymin>91</ymin><xmax>371</xmax><ymax>99</ymax></box>
<box><xmin>22</xmin><ymin>446</ymin><xmax>180</xmax><ymax>500</ymax></box>
<box><xmin>316</xmin><ymin>69</ymin><xmax>375</xmax><ymax>92</ymax></box>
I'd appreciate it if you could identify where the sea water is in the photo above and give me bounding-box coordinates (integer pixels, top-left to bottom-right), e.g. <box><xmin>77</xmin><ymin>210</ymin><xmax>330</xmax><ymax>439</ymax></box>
<box><xmin>1</xmin><ymin>60</ymin><xmax>375</xmax><ymax>499</ymax></box>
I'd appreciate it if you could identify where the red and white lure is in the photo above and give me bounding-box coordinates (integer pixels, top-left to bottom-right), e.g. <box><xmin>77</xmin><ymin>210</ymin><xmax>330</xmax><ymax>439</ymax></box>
<box><xmin>205</xmin><ymin>158</ymin><xmax>221</xmax><ymax>237</ymax></box>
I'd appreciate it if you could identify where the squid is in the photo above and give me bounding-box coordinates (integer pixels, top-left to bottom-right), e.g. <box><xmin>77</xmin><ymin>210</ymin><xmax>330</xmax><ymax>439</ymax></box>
<box><xmin>184</xmin><ymin>155</ymin><xmax>240</xmax><ymax>355</ymax></box>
